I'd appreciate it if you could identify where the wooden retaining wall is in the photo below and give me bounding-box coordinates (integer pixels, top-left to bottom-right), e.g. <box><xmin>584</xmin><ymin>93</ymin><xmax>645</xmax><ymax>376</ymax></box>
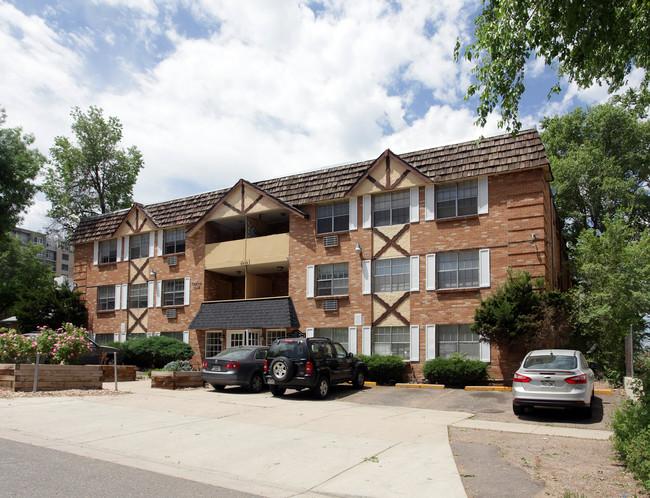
<box><xmin>151</xmin><ymin>371</ymin><xmax>204</xmax><ymax>390</ymax></box>
<box><xmin>101</xmin><ymin>365</ymin><xmax>137</xmax><ymax>382</ymax></box>
<box><xmin>0</xmin><ymin>364</ymin><xmax>103</xmax><ymax>392</ymax></box>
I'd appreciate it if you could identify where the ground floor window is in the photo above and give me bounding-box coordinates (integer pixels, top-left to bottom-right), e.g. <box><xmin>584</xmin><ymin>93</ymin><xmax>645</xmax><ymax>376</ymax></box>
<box><xmin>93</xmin><ymin>333</ymin><xmax>115</xmax><ymax>345</ymax></box>
<box><xmin>127</xmin><ymin>332</ymin><xmax>146</xmax><ymax>340</ymax></box>
<box><xmin>266</xmin><ymin>329</ymin><xmax>286</xmax><ymax>345</ymax></box>
<box><xmin>437</xmin><ymin>324</ymin><xmax>480</xmax><ymax>360</ymax></box>
<box><xmin>206</xmin><ymin>331</ymin><xmax>223</xmax><ymax>357</ymax></box>
<box><xmin>315</xmin><ymin>327</ymin><xmax>348</xmax><ymax>350</ymax></box>
<box><xmin>372</xmin><ymin>326</ymin><xmax>409</xmax><ymax>359</ymax></box>
<box><xmin>227</xmin><ymin>329</ymin><xmax>260</xmax><ymax>348</ymax></box>
<box><xmin>160</xmin><ymin>331</ymin><xmax>184</xmax><ymax>341</ymax></box>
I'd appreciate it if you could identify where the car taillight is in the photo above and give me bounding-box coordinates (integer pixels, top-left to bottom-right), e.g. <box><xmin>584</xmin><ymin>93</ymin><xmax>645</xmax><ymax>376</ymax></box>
<box><xmin>225</xmin><ymin>362</ymin><xmax>240</xmax><ymax>370</ymax></box>
<box><xmin>513</xmin><ymin>373</ymin><xmax>531</xmax><ymax>383</ymax></box>
<box><xmin>565</xmin><ymin>374</ymin><xmax>587</xmax><ymax>384</ymax></box>
<box><xmin>305</xmin><ymin>361</ymin><xmax>313</xmax><ymax>374</ymax></box>
<box><xmin>202</xmin><ymin>361</ymin><xmax>208</xmax><ymax>368</ymax></box>
<box><xmin>264</xmin><ymin>360</ymin><xmax>268</xmax><ymax>373</ymax></box>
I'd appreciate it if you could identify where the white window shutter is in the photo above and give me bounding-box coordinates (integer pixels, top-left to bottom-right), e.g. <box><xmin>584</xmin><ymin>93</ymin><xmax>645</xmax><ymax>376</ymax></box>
<box><xmin>183</xmin><ymin>331</ymin><xmax>190</xmax><ymax>344</ymax></box>
<box><xmin>114</xmin><ymin>333</ymin><xmax>120</xmax><ymax>342</ymax></box>
<box><xmin>478</xmin><ymin>177</ymin><xmax>488</xmax><ymax>214</ymax></box>
<box><xmin>410</xmin><ymin>255</ymin><xmax>419</xmax><ymax>292</ymax></box>
<box><xmin>121</xmin><ymin>283</ymin><xmax>128</xmax><ymax>310</ymax></box>
<box><xmin>116</xmin><ymin>237</ymin><xmax>122</xmax><ymax>262</ymax></box>
<box><xmin>157</xmin><ymin>230</ymin><xmax>163</xmax><ymax>256</ymax></box>
<box><xmin>154</xmin><ymin>331</ymin><xmax>161</xmax><ymax>336</ymax></box>
<box><xmin>410</xmin><ymin>187</ymin><xmax>419</xmax><ymax>223</ymax></box>
<box><xmin>306</xmin><ymin>328</ymin><xmax>314</xmax><ymax>338</ymax></box>
<box><xmin>146</xmin><ymin>332</ymin><xmax>152</xmax><ymax>338</ymax></box>
<box><xmin>480</xmin><ymin>337</ymin><xmax>491</xmax><ymax>363</ymax></box>
<box><xmin>120</xmin><ymin>332</ymin><xmax>126</xmax><ymax>342</ymax></box>
<box><xmin>479</xmin><ymin>249</ymin><xmax>491</xmax><ymax>288</ymax></box>
<box><xmin>124</xmin><ymin>236</ymin><xmax>130</xmax><ymax>262</ymax></box>
<box><xmin>362</xmin><ymin>195</ymin><xmax>371</xmax><ymax>229</ymax></box>
<box><xmin>114</xmin><ymin>285</ymin><xmax>121</xmax><ymax>310</ymax></box>
<box><xmin>348</xmin><ymin>327</ymin><xmax>357</xmax><ymax>354</ymax></box>
<box><xmin>306</xmin><ymin>266</ymin><xmax>315</xmax><ymax>298</ymax></box>
<box><xmin>362</xmin><ymin>260</ymin><xmax>371</xmax><ymax>295</ymax></box>
<box><xmin>425</xmin><ymin>185</ymin><xmax>435</xmax><ymax>221</ymax></box>
<box><xmin>362</xmin><ymin>326</ymin><xmax>371</xmax><ymax>355</ymax></box>
<box><xmin>156</xmin><ymin>280</ymin><xmax>162</xmax><ymax>308</ymax></box>
<box><xmin>147</xmin><ymin>280</ymin><xmax>154</xmax><ymax>308</ymax></box>
<box><xmin>426</xmin><ymin>325</ymin><xmax>437</xmax><ymax>360</ymax></box>
<box><xmin>149</xmin><ymin>232</ymin><xmax>155</xmax><ymax>258</ymax></box>
<box><xmin>410</xmin><ymin>325</ymin><xmax>419</xmax><ymax>362</ymax></box>
<box><xmin>184</xmin><ymin>277</ymin><xmax>190</xmax><ymax>306</ymax></box>
<box><xmin>93</xmin><ymin>242</ymin><xmax>99</xmax><ymax>266</ymax></box>
<box><xmin>426</xmin><ymin>254</ymin><xmax>436</xmax><ymax>290</ymax></box>
<box><xmin>348</xmin><ymin>197</ymin><xmax>358</xmax><ymax>231</ymax></box>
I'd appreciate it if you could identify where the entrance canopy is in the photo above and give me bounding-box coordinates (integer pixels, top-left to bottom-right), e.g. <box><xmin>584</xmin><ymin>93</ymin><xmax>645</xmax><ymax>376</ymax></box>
<box><xmin>189</xmin><ymin>297</ymin><xmax>300</xmax><ymax>330</ymax></box>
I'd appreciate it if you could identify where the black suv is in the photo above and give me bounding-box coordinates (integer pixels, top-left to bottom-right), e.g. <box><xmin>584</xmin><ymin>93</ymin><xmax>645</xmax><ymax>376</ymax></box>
<box><xmin>264</xmin><ymin>335</ymin><xmax>366</xmax><ymax>399</ymax></box>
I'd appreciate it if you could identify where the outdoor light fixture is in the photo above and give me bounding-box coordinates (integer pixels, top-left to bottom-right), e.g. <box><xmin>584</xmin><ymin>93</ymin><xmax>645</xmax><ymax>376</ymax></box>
<box><xmin>149</xmin><ymin>268</ymin><xmax>156</xmax><ymax>278</ymax></box>
<box><xmin>355</xmin><ymin>243</ymin><xmax>362</xmax><ymax>257</ymax></box>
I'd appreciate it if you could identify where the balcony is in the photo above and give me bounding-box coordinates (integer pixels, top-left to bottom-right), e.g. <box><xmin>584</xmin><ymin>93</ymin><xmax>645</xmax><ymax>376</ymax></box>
<box><xmin>205</xmin><ymin>233</ymin><xmax>290</xmax><ymax>274</ymax></box>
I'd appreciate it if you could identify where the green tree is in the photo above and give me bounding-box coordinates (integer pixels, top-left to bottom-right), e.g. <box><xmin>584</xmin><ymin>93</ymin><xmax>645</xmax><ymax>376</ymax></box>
<box><xmin>570</xmin><ymin>215</ymin><xmax>650</xmax><ymax>381</ymax></box>
<box><xmin>43</xmin><ymin>106</ymin><xmax>144</xmax><ymax>238</ymax></box>
<box><xmin>0</xmin><ymin>107</ymin><xmax>45</xmax><ymax>236</ymax></box>
<box><xmin>455</xmin><ymin>0</ymin><xmax>650</xmax><ymax>133</ymax></box>
<box><xmin>541</xmin><ymin>103</ymin><xmax>650</xmax><ymax>246</ymax></box>
<box><xmin>14</xmin><ymin>282</ymin><xmax>88</xmax><ymax>334</ymax></box>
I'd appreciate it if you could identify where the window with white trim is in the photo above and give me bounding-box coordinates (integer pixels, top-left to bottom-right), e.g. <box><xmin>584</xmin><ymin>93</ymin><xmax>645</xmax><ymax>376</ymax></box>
<box><xmin>164</xmin><ymin>228</ymin><xmax>185</xmax><ymax>255</ymax></box>
<box><xmin>436</xmin><ymin>179</ymin><xmax>478</xmax><ymax>219</ymax></box>
<box><xmin>437</xmin><ymin>251</ymin><xmax>479</xmax><ymax>289</ymax></box>
<box><xmin>315</xmin><ymin>327</ymin><xmax>348</xmax><ymax>350</ymax></box>
<box><xmin>205</xmin><ymin>331</ymin><xmax>223</xmax><ymax>357</ymax></box>
<box><xmin>266</xmin><ymin>329</ymin><xmax>286</xmax><ymax>345</ymax></box>
<box><xmin>130</xmin><ymin>233</ymin><xmax>149</xmax><ymax>260</ymax></box>
<box><xmin>99</xmin><ymin>239</ymin><xmax>117</xmax><ymax>264</ymax></box>
<box><xmin>163</xmin><ymin>279</ymin><xmax>185</xmax><ymax>306</ymax></box>
<box><xmin>316</xmin><ymin>263</ymin><xmax>349</xmax><ymax>296</ymax></box>
<box><xmin>160</xmin><ymin>331</ymin><xmax>184</xmax><ymax>341</ymax></box>
<box><xmin>373</xmin><ymin>258</ymin><xmax>409</xmax><ymax>292</ymax></box>
<box><xmin>372</xmin><ymin>326</ymin><xmax>409</xmax><ymax>359</ymax></box>
<box><xmin>437</xmin><ymin>324</ymin><xmax>480</xmax><ymax>360</ymax></box>
<box><xmin>127</xmin><ymin>332</ymin><xmax>146</xmax><ymax>340</ymax></box>
<box><xmin>373</xmin><ymin>190</ymin><xmax>409</xmax><ymax>227</ymax></box>
<box><xmin>93</xmin><ymin>333</ymin><xmax>114</xmax><ymax>345</ymax></box>
<box><xmin>128</xmin><ymin>283</ymin><xmax>148</xmax><ymax>309</ymax></box>
<box><xmin>98</xmin><ymin>286</ymin><xmax>115</xmax><ymax>311</ymax></box>
<box><xmin>317</xmin><ymin>201</ymin><xmax>349</xmax><ymax>234</ymax></box>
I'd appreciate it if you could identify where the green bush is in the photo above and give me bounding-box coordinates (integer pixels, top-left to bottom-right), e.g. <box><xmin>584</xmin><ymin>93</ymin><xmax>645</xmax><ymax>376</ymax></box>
<box><xmin>0</xmin><ymin>328</ymin><xmax>37</xmax><ymax>363</ymax></box>
<box><xmin>422</xmin><ymin>354</ymin><xmax>488</xmax><ymax>387</ymax></box>
<box><xmin>1</xmin><ymin>323</ymin><xmax>92</xmax><ymax>365</ymax></box>
<box><xmin>114</xmin><ymin>336</ymin><xmax>194</xmax><ymax>369</ymax></box>
<box><xmin>358</xmin><ymin>354</ymin><xmax>405</xmax><ymax>385</ymax></box>
<box><xmin>162</xmin><ymin>360</ymin><xmax>194</xmax><ymax>372</ymax></box>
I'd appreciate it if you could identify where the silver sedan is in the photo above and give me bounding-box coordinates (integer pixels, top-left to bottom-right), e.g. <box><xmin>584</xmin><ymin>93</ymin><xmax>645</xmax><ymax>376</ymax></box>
<box><xmin>512</xmin><ymin>349</ymin><xmax>596</xmax><ymax>418</ymax></box>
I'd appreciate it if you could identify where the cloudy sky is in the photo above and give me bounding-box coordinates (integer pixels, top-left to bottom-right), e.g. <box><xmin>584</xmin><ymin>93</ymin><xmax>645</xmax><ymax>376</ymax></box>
<box><xmin>1</xmin><ymin>0</ymin><xmax>629</xmax><ymax>233</ymax></box>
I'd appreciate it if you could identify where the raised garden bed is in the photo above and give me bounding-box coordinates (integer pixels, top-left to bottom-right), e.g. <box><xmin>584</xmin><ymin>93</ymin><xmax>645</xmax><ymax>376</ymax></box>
<box><xmin>101</xmin><ymin>365</ymin><xmax>137</xmax><ymax>382</ymax></box>
<box><xmin>0</xmin><ymin>364</ymin><xmax>103</xmax><ymax>392</ymax></box>
<box><xmin>151</xmin><ymin>371</ymin><xmax>204</xmax><ymax>390</ymax></box>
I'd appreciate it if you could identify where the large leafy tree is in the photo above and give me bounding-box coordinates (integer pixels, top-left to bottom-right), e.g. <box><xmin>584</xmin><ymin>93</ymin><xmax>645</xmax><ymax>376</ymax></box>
<box><xmin>541</xmin><ymin>103</ymin><xmax>650</xmax><ymax>246</ymax></box>
<box><xmin>43</xmin><ymin>106</ymin><xmax>144</xmax><ymax>238</ymax></box>
<box><xmin>0</xmin><ymin>107</ymin><xmax>45</xmax><ymax>237</ymax></box>
<box><xmin>14</xmin><ymin>282</ymin><xmax>88</xmax><ymax>334</ymax></box>
<box><xmin>455</xmin><ymin>0</ymin><xmax>650</xmax><ymax>133</ymax></box>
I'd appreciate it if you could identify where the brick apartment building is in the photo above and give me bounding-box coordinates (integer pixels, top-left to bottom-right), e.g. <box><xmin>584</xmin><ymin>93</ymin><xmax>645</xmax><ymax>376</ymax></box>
<box><xmin>70</xmin><ymin>129</ymin><xmax>568</xmax><ymax>382</ymax></box>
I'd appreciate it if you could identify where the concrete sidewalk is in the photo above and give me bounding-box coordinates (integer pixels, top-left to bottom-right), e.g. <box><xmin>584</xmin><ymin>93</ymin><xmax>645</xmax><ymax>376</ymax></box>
<box><xmin>0</xmin><ymin>380</ymin><xmax>472</xmax><ymax>497</ymax></box>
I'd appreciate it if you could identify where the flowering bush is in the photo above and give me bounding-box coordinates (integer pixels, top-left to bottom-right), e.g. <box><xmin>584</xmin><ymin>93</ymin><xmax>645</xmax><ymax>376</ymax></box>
<box><xmin>36</xmin><ymin>323</ymin><xmax>93</xmax><ymax>365</ymax></box>
<box><xmin>0</xmin><ymin>328</ymin><xmax>38</xmax><ymax>363</ymax></box>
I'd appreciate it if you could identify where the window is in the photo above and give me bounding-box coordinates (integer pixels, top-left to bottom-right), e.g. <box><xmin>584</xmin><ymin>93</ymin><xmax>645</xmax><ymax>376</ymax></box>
<box><xmin>437</xmin><ymin>324</ymin><xmax>480</xmax><ymax>360</ymax></box>
<box><xmin>98</xmin><ymin>286</ymin><xmax>115</xmax><ymax>311</ymax></box>
<box><xmin>266</xmin><ymin>329</ymin><xmax>286</xmax><ymax>345</ymax></box>
<box><xmin>160</xmin><ymin>331</ymin><xmax>184</xmax><ymax>341</ymax></box>
<box><xmin>129</xmin><ymin>283</ymin><xmax>148</xmax><ymax>309</ymax></box>
<box><xmin>316</xmin><ymin>263</ymin><xmax>349</xmax><ymax>296</ymax></box>
<box><xmin>62</xmin><ymin>253</ymin><xmax>69</xmax><ymax>261</ymax></box>
<box><xmin>163</xmin><ymin>279</ymin><xmax>185</xmax><ymax>306</ymax></box>
<box><xmin>437</xmin><ymin>251</ymin><xmax>479</xmax><ymax>289</ymax></box>
<box><xmin>373</xmin><ymin>190</ymin><xmax>409</xmax><ymax>227</ymax></box>
<box><xmin>372</xmin><ymin>326</ymin><xmax>409</xmax><ymax>359</ymax></box>
<box><xmin>315</xmin><ymin>327</ymin><xmax>348</xmax><ymax>350</ymax></box>
<box><xmin>436</xmin><ymin>179</ymin><xmax>478</xmax><ymax>219</ymax></box>
<box><xmin>317</xmin><ymin>201</ymin><xmax>349</xmax><ymax>234</ymax></box>
<box><xmin>373</xmin><ymin>258</ymin><xmax>409</xmax><ymax>292</ymax></box>
<box><xmin>206</xmin><ymin>331</ymin><xmax>223</xmax><ymax>357</ymax></box>
<box><xmin>62</xmin><ymin>264</ymin><xmax>69</xmax><ymax>271</ymax></box>
<box><xmin>93</xmin><ymin>333</ymin><xmax>114</xmax><ymax>345</ymax></box>
<box><xmin>127</xmin><ymin>333</ymin><xmax>146</xmax><ymax>340</ymax></box>
<box><xmin>99</xmin><ymin>239</ymin><xmax>117</xmax><ymax>264</ymax></box>
<box><xmin>164</xmin><ymin>228</ymin><xmax>185</xmax><ymax>255</ymax></box>
<box><xmin>130</xmin><ymin>233</ymin><xmax>149</xmax><ymax>260</ymax></box>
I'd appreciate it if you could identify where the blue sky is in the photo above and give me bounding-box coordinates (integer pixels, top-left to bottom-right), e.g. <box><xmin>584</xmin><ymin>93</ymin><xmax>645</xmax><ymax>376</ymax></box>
<box><xmin>1</xmin><ymin>0</ymin><xmax>638</xmax><ymax>233</ymax></box>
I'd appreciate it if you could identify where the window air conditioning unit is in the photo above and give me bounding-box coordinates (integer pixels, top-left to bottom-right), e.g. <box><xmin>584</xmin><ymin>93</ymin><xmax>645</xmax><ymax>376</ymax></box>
<box><xmin>323</xmin><ymin>299</ymin><xmax>338</xmax><ymax>311</ymax></box>
<box><xmin>167</xmin><ymin>256</ymin><xmax>178</xmax><ymax>266</ymax></box>
<box><xmin>323</xmin><ymin>235</ymin><xmax>339</xmax><ymax>247</ymax></box>
<box><xmin>166</xmin><ymin>308</ymin><xmax>177</xmax><ymax>319</ymax></box>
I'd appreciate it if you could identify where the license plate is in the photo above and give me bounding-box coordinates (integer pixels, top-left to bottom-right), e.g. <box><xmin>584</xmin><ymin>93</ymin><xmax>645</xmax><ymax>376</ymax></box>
<box><xmin>267</xmin><ymin>378</ymin><xmax>275</xmax><ymax>384</ymax></box>
<box><xmin>541</xmin><ymin>380</ymin><xmax>555</xmax><ymax>387</ymax></box>
<box><xmin>212</xmin><ymin>365</ymin><xmax>222</xmax><ymax>372</ymax></box>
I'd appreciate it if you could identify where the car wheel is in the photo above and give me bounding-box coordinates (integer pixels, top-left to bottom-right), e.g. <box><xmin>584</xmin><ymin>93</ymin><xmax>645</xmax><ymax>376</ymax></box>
<box><xmin>249</xmin><ymin>373</ymin><xmax>264</xmax><ymax>393</ymax></box>
<box><xmin>513</xmin><ymin>403</ymin><xmax>524</xmax><ymax>416</ymax></box>
<box><xmin>270</xmin><ymin>357</ymin><xmax>295</xmax><ymax>382</ymax></box>
<box><xmin>211</xmin><ymin>384</ymin><xmax>226</xmax><ymax>391</ymax></box>
<box><xmin>352</xmin><ymin>369</ymin><xmax>365</xmax><ymax>388</ymax></box>
<box><xmin>270</xmin><ymin>385</ymin><xmax>286</xmax><ymax>397</ymax></box>
<box><xmin>312</xmin><ymin>376</ymin><xmax>330</xmax><ymax>400</ymax></box>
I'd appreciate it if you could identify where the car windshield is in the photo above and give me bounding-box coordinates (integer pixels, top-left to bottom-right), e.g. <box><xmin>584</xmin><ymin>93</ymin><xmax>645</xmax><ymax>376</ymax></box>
<box><xmin>523</xmin><ymin>354</ymin><xmax>577</xmax><ymax>370</ymax></box>
<box><xmin>268</xmin><ymin>340</ymin><xmax>307</xmax><ymax>359</ymax></box>
<box><xmin>215</xmin><ymin>348</ymin><xmax>253</xmax><ymax>360</ymax></box>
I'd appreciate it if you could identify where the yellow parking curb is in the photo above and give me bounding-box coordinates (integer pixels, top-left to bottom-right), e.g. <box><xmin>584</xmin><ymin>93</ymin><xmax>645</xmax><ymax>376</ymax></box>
<box><xmin>595</xmin><ymin>388</ymin><xmax>613</xmax><ymax>395</ymax></box>
<box><xmin>465</xmin><ymin>386</ymin><xmax>512</xmax><ymax>392</ymax></box>
<box><xmin>395</xmin><ymin>383</ymin><xmax>444</xmax><ymax>389</ymax></box>
<box><xmin>365</xmin><ymin>381</ymin><xmax>377</xmax><ymax>387</ymax></box>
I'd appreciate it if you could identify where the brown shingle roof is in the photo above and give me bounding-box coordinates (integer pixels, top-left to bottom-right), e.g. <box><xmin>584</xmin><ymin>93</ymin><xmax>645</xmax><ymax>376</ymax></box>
<box><xmin>71</xmin><ymin>129</ymin><xmax>549</xmax><ymax>244</ymax></box>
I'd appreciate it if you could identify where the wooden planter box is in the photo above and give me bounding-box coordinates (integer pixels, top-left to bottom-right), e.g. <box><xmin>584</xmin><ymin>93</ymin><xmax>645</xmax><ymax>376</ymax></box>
<box><xmin>101</xmin><ymin>365</ymin><xmax>137</xmax><ymax>382</ymax></box>
<box><xmin>0</xmin><ymin>364</ymin><xmax>103</xmax><ymax>392</ymax></box>
<box><xmin>151</xmin><ymin>371</ymin><xmax>204</xmax><ymax>390</ymax></box>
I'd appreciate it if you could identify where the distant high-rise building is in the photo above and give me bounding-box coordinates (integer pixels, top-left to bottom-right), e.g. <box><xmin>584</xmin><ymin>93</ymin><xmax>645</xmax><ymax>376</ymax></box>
<box><xmin>10</xmin><ymin>228</ymin><xmax>74</xmax><ymax>283</ymax></box>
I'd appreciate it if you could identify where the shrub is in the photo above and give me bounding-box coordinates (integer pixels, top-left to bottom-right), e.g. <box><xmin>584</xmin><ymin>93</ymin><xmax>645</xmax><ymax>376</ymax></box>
<box><xmin>358</xmin><ymin>354</ymin><xmax>405</xmax><ymax>385</ymax></box>
<box><xmin>116</xmin><ymin>336</ymin><xmax>194</xmax><ymax>369</ymax></box>
<box><xmin>162</xmin><ymin>360</ymin><xmax>194</xmax><ymax>372</ymax></box>
<box><xmin>0</xmin><ymin>328</ymin><xmax>37</xmax><ymax>363</ymax></box>
<box><xmin>422</xmin><ymin>354</ymin><xmax>488</xmax><ymax>387</ymax></box>
<box><xmin>36</xmin><ymin>323</ymin><xmax>93</xmax><ymax>365</ymax></box>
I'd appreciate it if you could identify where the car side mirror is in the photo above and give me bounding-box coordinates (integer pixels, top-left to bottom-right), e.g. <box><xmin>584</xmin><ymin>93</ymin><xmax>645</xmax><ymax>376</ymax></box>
<box><xmin>347</xmin><ymin>352</ymin><xmax>353</xmax><ymax>358</ymax></box>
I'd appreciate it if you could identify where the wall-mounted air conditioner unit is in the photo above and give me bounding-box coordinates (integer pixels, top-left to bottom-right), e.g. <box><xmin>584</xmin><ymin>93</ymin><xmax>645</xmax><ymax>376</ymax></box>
<box><xmin>166</xmin><ymin>308</ymin><xmax>177</xmax><ymax>319</ymax></box>
<box><xmin>167</xmin><ymin>256</ymin><xmax>178</xmax><ymax>266</ymax></box>
<box><xmin>323</xmin><ymin>299</ymin><xmax>338</xmax><ymax>311</ymax></box>
<box><xmin>323</xmin><ymin>235</ymin><xmax>339</xmax><ymax>247</ymax></box>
